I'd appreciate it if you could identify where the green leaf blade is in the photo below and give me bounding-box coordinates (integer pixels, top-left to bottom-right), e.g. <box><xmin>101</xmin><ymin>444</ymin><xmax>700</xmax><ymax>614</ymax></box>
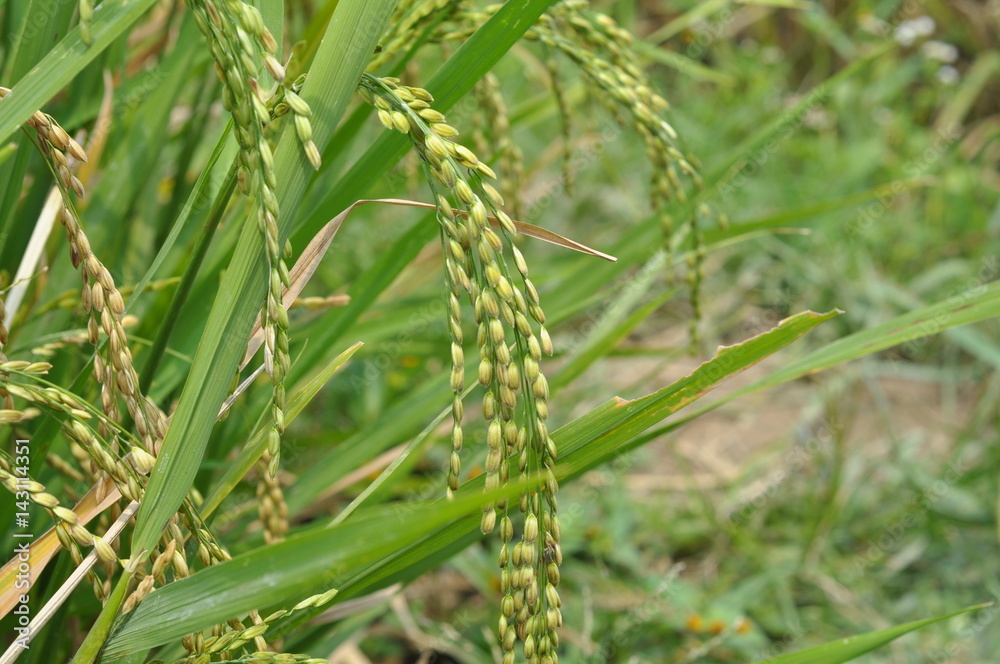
<box><xmin>0</xmin><ymin>0</ymin><xmax>160</xmax><ymax>145</ymax></box>
<box><xmin>756</xmin><ymin>604</ymin><xmax>991</xmax><ymax>664</ymax></box>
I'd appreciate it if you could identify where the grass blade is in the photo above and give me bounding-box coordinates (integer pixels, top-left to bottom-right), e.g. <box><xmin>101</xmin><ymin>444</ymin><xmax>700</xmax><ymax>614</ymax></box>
<box><xmin>633</xmin><ymin>280</ymin><xmax>1000</xmax><ymax>447</ymax></box>
<box><xmin>0</xmin><ymin>0</ymin><xmax>160</xmax><ymax>145</ymax></box>
<box><xmin>101</xmin><ymin>479</ymin><xmax>539</xmax><ymax>657</ymax></box>
<box><xmin>755</xmin><ymin>604</ymin><xmax>991</xmax><ymax>663</ymax></box>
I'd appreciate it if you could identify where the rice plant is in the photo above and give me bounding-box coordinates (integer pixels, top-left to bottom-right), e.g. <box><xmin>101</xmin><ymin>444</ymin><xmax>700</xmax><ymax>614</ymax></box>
<box><xmin>0</xmin><ymin>1</ymin><xmax>996</xmax><ymax>663</ymax></box>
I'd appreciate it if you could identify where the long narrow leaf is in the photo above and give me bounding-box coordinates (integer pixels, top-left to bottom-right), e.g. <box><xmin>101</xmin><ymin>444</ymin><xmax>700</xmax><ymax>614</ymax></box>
<box><xmin>101</xmin><ymin>478</ymin><xmax>540</xmax><ymax>657</ymax></box>
<box><xmin>0</xmin><ymin>0</ymin><xmax>160</xmax><ymax>144</ymax></box>
<box><xmin>660</xmin><ymin>280</ymin><xmax>1000</xmax><ymax>435</ymax></box>
<box><xmin>756</xmin><ymin>604</ymin><xmax>991</xmax><ymax>663</ymax></box>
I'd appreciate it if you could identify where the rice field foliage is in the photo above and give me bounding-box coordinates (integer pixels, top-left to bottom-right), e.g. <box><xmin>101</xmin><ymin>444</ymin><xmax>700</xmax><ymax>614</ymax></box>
<box><xmin>0</xmin><ymin>1</ymin><xmax>997</xmax><ymax>663</ymax></box>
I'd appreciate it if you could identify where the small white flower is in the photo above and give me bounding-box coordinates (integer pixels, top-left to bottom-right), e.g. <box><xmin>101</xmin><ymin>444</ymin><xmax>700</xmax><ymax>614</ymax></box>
<box><xmin>937</xmin><ymin>65</ymin><xmax>959</xmax><ymax>85</ymax></box>
<box><xmin>911</xmin><ymin>16</ymin><xmax>937</xmax><ymax>35</ymax></box>
<box><xmin>922</xmin><ymin>40</ymin><xmax>959</xmax><ymax>63</ymax></box>
<box><xmin>894</xmin><ymin>16</ymin><xmax>936</xmax><ymax>46</ymax></box>
<box><xmin>894</xmin><ymin>26</ymin><xmax>917</xmax><ymax>46</ymax></box>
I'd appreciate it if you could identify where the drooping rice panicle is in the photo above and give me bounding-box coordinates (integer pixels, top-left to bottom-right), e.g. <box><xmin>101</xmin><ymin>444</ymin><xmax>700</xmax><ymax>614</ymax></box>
<box><xmin>0</xmin><ymin>359</ymin><xmax>211</xmax><ymax>609</ymax></box>
<box><xmin>359</xmin><ymin>73</ymin><xmax>563</xmax><ymax>664</ymax></box>
<box><xmin>188</xmin><ymin>0</ymin><xmax>320</xmax><ymax>480</ymax></box>
<box><xmin>78</xmin><ymin>0</ymin><xmax>93</xmax><ymax>44</ymax></box>
<box><xmin>256</xmin><ymin>458</ymin><xmax>289</xmax><ymax>544</ymax></box>
<box><xmin>2</xmin><ymin>87</ymin><xmax>171</xmax><ymax>455</ymax></box>
<box><xmin>474</xmin><ymin>72</ymin><xmax>526</xmax><ymax>221</ymax></box>
<box><xmin>1</xmin><ymin>361</ymin><xmax>147</xmax><ymax>509</ymax></box>
<box><xmin>40</xmin><ymin>395</ymin><xmax>277</xmax><ymax>653</ymax></box>
<box><xmin>545</xmin><ymin>56</ymin><xmax>575</xmax><ymax>196</ymax></box>
<box><xmin>0</xmin><ymin>445</ymin><xmax>112</xmax><ymax>595</ymax></box>
<box><xmin>369</xmin><ymin>0</ymin><xmax>459</xmax><ymax>73</ymax></box>
<box><xmin>3</xmin><ymin>255</ymin><xmax>225</xmax><ymax>634</ymax></box>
